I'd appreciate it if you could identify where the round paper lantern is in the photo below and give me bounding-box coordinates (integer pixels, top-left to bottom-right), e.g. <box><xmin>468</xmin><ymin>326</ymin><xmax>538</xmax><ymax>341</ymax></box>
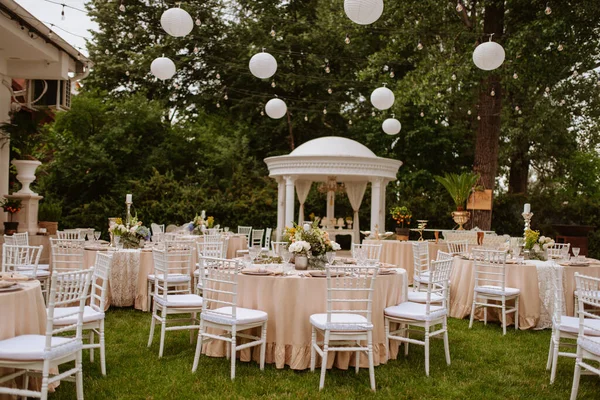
<box><xmin>265</xmin><ymin>98</ymin><xmax>287</xmax><ymax>119</ymax></box>
<box><xmin>344</xmin><ymin>0</ymin><xmax>384</xmax><ymax>25</ymax></box>
<box><xmin>370</xmin><ymin>86</ymin><xmax>395</xmax><ymax>110</ymax></box>
<box><xmin>382</xmin><ymin>118</ymin><xmax>401</xmax><ymax>135</ymax></box>
<box><xmin>249</xmin><ymin>52</ymin><xmax>278</xmax><ymax>79</ymax></box>
<box><xmin>151</xmin><ymin>57</ymin><xmax>176</xmax><ymax>80</ymax></box>
<box><xmin>472</xmin><ymin>41</ymin><xmax>506</xmax><ymax>71</ymax></box>
<box><xmin>160</xmin><ymin>7</ymin><xmax>194</xmax><ymax>37</ymax></box>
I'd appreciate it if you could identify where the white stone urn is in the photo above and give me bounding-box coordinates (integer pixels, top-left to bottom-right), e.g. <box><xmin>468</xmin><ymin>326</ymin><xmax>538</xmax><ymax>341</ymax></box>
<box><xmin>11</xmin><ymin>160</ymin><xmax>42</xmax><ymax>195</ymax></box>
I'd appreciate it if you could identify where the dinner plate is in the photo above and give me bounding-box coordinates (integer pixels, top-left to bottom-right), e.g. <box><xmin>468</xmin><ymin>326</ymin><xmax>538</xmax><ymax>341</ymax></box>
<box><xmin>308</xmin><ymin>271</ymin><xmax>346</xmax><ymax>278</ymax></box>
<box><xmin>377</xmin><ymin>269</ymin><xmax>396</xmax><ymax>275</ymax></box>
<box><xmin>241</xmin><ymin>269</ymin><xmax>273</xmax><ymax>276</ymax></box>
<box><xmin>0</xmin><ymin>283</ymin><xmax>22</xmax><ymax>293</ymax></box>
<box><xmin>0</xmin><ymin>273</ymin><xmax>29</xmax><ymax>282</ymax></box>
<box><xmin>560</xmin><ymin>262</ymin><xmax>591</xmax><ymax>267</ymax></box>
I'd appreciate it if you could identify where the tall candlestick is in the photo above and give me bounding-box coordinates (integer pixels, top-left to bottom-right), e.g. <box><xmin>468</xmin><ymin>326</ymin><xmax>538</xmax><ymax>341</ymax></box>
<box><xmin>522</xmin><ymin>212</ymin><xmax>533</xmax><ymax>239</ymax></box>
<box><xmin>126</xmin><ymin>194</ymin><xmax>132</xmax><ymax>204</ymax></box>
<box><xmin>523</xmin><ymin>203</ymin><xmax>530</xmax><ymax>214</ymax></box>
<box><xmin>125</xmin><ymin>194</ymin><xmax>133</xmax><ymax>228</ymax></box>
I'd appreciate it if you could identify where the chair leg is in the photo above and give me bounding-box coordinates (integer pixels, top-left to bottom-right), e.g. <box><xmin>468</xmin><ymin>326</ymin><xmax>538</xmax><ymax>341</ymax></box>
<box><xmin>469</xmin><ymin>296</ymin><xmax>476</xmax><ymax>329</ymax></box>
<box><xmin>550</xmin><ymin>337</ymin><xmax>560</xmax><ymax>384</ymax></box>
<box><xmin>192</xmin><ymin>320</ymin><xmax>204</xmax><ymax>372</ymax></box>
<box><xmin>484</xmin><ymin>299</ymin><xmax>488</xmax><ymax>325</ymax></box>
<box><xmin>515</xmin><ymin>296</ymin><xmax>520</xmax><ymax>330</ymax></box>
<box><xmin>147</xmin><ymin>281</ymin><xmax>152</xmax><ymax>312</ymax></box>
<box><xmin>147</xmin><ymin>311</ymin><xmax>156</xmax><ymax>347</ymax></box>
<box><xmin>40</xmin><ymin>361</ymin><xmax>50</xmax><ymax>400</ymax></box>
<box><xmin>502</xmin><ymin>298</ymin><xmax>507</xmax><ymax>336</ymax></box>
<box><xmin>260</xmin><ymin>322</ymin><xmax>267</xmax><ymax>371</ymax></box>
<box><xmin>570</xmin><ymin>357</ymin><xmax>582</xmax><ymax>400</ymax></box>
<box><xmin>76</xmin><ymin>350</ymin><xmax>84</xmax><ymax>400</ymax></box>
<box><xmin>546</xmin><ymin>336</ymin><xmax>554</xmax><ymax>371</ymax></box>
<box><xmin>443</xmin><ymin>317</ymin><xmax>451</xmax><ymax>366</ymax></box>
<box><xmin>22</xmin><ymin>372</ymin><xmax>29</xmax><ymax>400</ymax></box>
<box><xmin>424</xmin><ymin>323</ymin><xmax>430</xmax><ymax>377</ymax></box>
<box><xmin>319</xmin><ymin>330</ymin><xmax>330</xmax><ymax>390</ymax></box>
<box><xmin>355</xmin><ymin>348</ymin><xmax>360</xmax><ymax>374</ymax></box>
<box><xmin>100</xmin><ymin>320</ymin><xmax>107</xmax><ymax>376</ymax></box>
<box><xmin>384</xmin><ymin>317</ymin><xmax>390</xmax><ymax>361</ymax></box>
<box><xmin>230</xmin><ymin>327</ymin><xmax>237</xmax><ymax>381</ymax></box>
<box><xmin>310</xmin><ymin>327</ymin><xmax>317</xmax><ymax>372</ymax></box>
<box><xmin>404</xmin><ymin>324</ymin><xmax>409</xmax><ymax>356</ymax></box>
<box><xmin>190</xmin><ymin>313</ymin><xmax>196</xmax><ymax>344</ymax></box>
<box><xmin>89</xmin><ymin>330</ymin><xmax>95</xmax><ymax>363</ymax></box>
<box><xmin>367</xmin><ymin>330</ymin><xmax>375</xmax><ymax>391</ymax></box>
<box><xmin>158</xmin><ymin>307</ymin><xmax>167</xmax><ymax>358</ymax></box>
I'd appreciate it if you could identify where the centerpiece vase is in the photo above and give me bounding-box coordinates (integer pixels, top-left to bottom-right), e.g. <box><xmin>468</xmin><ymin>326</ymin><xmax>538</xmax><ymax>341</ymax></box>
<box><xmin>308</xmin><ymin>252</ymin><xmax>327</xmax><ymax>270</ymax></box>
<box><xmin>295</xmin><ymin>254</ymin><xmax>309</xmax><ymax>270</ymax></box>
<box><xmin>451</xmin><ymin>211</ymin><xmax>470</xmax><ymax>230</ymax></box>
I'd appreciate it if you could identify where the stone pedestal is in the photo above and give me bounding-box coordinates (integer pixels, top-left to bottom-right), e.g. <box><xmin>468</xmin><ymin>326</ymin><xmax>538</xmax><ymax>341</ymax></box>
<box><xmin>5</xmin><ymin>193</ymin><xmax>43</xmax><ymax>234</ymax></box>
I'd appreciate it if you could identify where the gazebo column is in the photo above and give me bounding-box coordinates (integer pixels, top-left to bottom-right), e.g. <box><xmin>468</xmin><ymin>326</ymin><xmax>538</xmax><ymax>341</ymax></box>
<box><xmin>276</xmin><ymin>177</ymin><xmax>285</xmax><ymax>240</ymax></box>
<box><xmin>284</xmin><ymin>175</ymin><xmax>297</xmax><ymax>228</ymax></box>
<box><xmin>379</xmin><ymin>180</ymin><xmax>387</xmax><ymax>232</ymax></box>
<box><xmin>370</xmin><ymin>178</ymin><xmax>382</xmax><ymax>234</ymax></box>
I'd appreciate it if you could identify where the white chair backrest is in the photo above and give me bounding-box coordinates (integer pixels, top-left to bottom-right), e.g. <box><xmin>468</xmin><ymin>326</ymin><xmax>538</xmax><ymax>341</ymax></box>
<box><xmin>205</xmin><ymin>228</ymin><xmax>222</xmax><ymax>235</ymax></box>
<box><xmin>50</xmin><ymin>238</ymin><xmax>85</xmax><ymax>272</ymax></box>
<box><xmin>8</xmin><ymin>232</ymin><xmax>29</xmax><ymax>246</ymax></box>
<box><xmin>482</xmin><ymin>234</ymin><xmax>510</xmax><ymax>250</ymax></box>
<box><xmin>574</xmin><ymin>273</ymin><xmax>600</xmax><ymax>341</ymax></box>
<box><xmin>197</xmin><ymin>240</ymin><xmax>224</xmax><ymax>259</ymax></box>
<box><xmin>203</xmin><ymin>233</ymin><xmax>222</xmax><ymax>243</ymax></box>
<box><xmin>47</xmin><ymin>268</ymin><xmax>93</xmax><ymax>353</ymax></box>
<box><xmin>425</xmin><ymin>258</ymin><xmax>454</xmax><ymax>313</ymax></box>
<box><xmin>351</xmin><ymin>243</ymin><xmax>382</xmax><ymax>263</ymax></box>
<box><xmin>443</xmin><ymin>231</ymin><xmax>479</xmax><ymax>245</ymax></box>
<box><xmin>325</xmin><ymin>264</ymin><xmax>379</xmax><ymax>328</ymax></box>
<box><xmin>152</xmin><ymin>232</ymin><xmax>165</xmax><ymax>243</ymax></box>
<box><xmin>447</xmin><ymin>240</ymin><xmax>468</xmax><ymax>256</ymax></box>
<box><xmin>153</xmin><ymin>243</ymin><xmax>194</xmax><ymax>297</ymax></box>
<box><xmin>90</xmin><ymin>252</ymin><xmax>113</xmax><ymax>312</ymax></box>
<box><xmin>165</xmin><ymin>224</ymin><xmax>178</xmax><ymax>233</ymax></box>
<box><xmin>472</xmin><ymin>249</ymin><xmax>508</xmax><ymax>291</ymax></box>
<box><xmin>412</xmin><ymin>241</ymin><xmax>430</xmax><ymax>279</ymax></box>
<box><xmin>548</xmin><ymin>243</ymin><xmax>570</xmax><ymax>259</ymax></box>
<box><xmin>57</xmin><ymin>229</ymin><xmax>83</xmax><ymax>240</ymax></box>
<box><xmin>264</xmin><ymin>228</ymin><xmax>272</xmax><ymax>249</ymax></box>
<box><xmin>436</xmin><ymin>250</ymin><xmax>453</xmax><ymax>261</ymax></box>
<box><xmin>2</xmin><ymin>244</ymin><xmax>42</xmax><ymax>275</ymax></box>
<box><xmin>271</xmin><ymin>241</ymin><xmax>287</xmax><ymax>256</ymax></box>
<box><xmin>151</xmin><ymin>223</ymin><xmax>165</xmax><ymax>236</ymax></box>
<box><xmin>200</xmin><ymin>257</ymin><xmax>241</xmax><ymax>322</ymax></box>
<box><xmin>221</xmin><ymin>236</ymin><xmax>230</xmax><ymax>258</ymax></box>
<box><xmin>251</xmin><ymin>229</ymin><xmax>264</xmax><ymax>247</ymax></box>
<box><xmin>238</xmin><ymin>226</ymin><xmax>252</xmax><ymax>239</ymax></box>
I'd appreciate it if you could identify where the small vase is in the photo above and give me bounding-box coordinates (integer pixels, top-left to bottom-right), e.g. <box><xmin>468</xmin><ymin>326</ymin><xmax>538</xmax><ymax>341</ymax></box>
<box><xmin>295</xmin><ymin>255</ymin><xmax>308</xmax><ymax>270</ymax></box>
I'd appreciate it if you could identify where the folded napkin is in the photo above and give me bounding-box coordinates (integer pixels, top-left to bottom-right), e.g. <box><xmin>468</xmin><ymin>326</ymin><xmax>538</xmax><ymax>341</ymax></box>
<box><xmin>0</xmin><ymin>272</ymin><xmax>28</xmax><ymax>281</ymax></box>
<box><xmin>0</xmin><ymin>280</ymin><xmax>17</xmax><ymax>288</ymax></box>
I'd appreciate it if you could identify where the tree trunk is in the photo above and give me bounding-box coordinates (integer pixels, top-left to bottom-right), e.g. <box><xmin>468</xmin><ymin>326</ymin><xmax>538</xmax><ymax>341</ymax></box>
<box><xmin>508</xmin><ymin>136</ymin><xmax>530</xmax><ymax>194</ymax></box>
<box><xmin>472</xmin><ymin>0</ymin><xmax>504</xmax><ymax>231</ymax></box>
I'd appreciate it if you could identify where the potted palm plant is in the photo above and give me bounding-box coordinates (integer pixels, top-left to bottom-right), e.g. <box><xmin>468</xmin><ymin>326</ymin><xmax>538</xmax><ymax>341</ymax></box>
<box><xmin>434</xmin><ymin>172</ymin><xmax>479</xmax><ymax>230</ymax></box>
<box><xmin>390</xmin><ymin>206</ymin><xmax>412</xmax><ymax>240</ymax></box>
<box><xmin>1</xmin><ymin>197</ymin><xmax>22</xmax><ymax>235</ymax></box>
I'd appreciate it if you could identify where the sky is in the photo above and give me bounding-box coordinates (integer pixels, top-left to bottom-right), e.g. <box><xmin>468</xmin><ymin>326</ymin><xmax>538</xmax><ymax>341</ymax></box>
<box><xmin>14</xmin><ymin>0</ymin><xmax>96</xmax><ymax>55</ymax></box>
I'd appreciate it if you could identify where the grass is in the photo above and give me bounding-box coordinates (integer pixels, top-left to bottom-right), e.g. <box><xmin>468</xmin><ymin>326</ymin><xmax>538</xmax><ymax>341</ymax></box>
<box><xmin>48</xmin><ymin>308</ymin><xmax>600</xmax><ymax>400</ymax></box>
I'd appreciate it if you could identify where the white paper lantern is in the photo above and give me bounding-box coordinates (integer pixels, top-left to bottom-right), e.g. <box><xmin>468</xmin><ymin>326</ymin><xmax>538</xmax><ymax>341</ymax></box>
<box><xmin>265</xmin><ymin>98</ymin><xmax>287</xmax><ymax>119</ymax></box>
<box><xmin>160</xmin><ymin>7</ymin><xmax>194</xmax><ymax>37</ymax></box>
<box><xmin>344</xmin><ymin>0</ymin><xmax>384</xmax><ymax>25</ymax></box>
<box><xmin>249</xmin><ymin>52</ymin><xmax>278</xmax><ymax>79</ymax></box>
<box><xmin>151</xmin><ymin>57</ymin><xmax>176</xmax><ymax>80</ymax></box>
<box><xmin>382</xmin><ymin>118</ymin><xmax>401</xmax><ymax>135</ymax></box>
<box><xmin>473</xmin><ymin>41</ymin><xmax>506</xmax><ymax>71</ymax></box>
<box><xmin>370</xmin><ymin>86</ymin><xmax>395</xmax><ymax>110</ymax></box>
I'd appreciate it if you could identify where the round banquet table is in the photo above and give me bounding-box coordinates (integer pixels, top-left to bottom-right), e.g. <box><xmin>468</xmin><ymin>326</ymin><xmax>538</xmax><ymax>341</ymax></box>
<box><xmin>0</xmin><ymin>281</ymin><xmax>50</xmax><ymax>399</ymax></box>
<box><xmin>448</xmin><ymin>257</ymin><xmax>600</xmax><ymax>329</ymax></box>
<box><xmin>202</xmin><ymin>269</ymin><xmax>408</xmax><ymax>370</ymax></box>
<box><xmin>363</xmin><ymin>240</ymin><xmax>450</xmax><ymax>284</ymax></box>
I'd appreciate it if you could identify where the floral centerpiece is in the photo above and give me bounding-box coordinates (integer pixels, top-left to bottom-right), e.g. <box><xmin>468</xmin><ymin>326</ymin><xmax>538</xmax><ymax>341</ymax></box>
<box><xmin>283</xmin><ymin>220</ymin><xmax>341</xmax><ymax>269</ymax></box>
<box><xmin>109</xmin><ymin>217</ymin><xmax>150</xmax><ymax>249</ymax></box>
<box><xmin>1</xmin><ymin>197</ymin><xmax>22</xmax><ymax>234</ymax></box>
<box><xmin>188</xmin><ymin>211</ymin><xmax>215</xmax><ymax>234</ymax></box>
<box><xmin>524</xmin><ymin>229</ymin><xmax>554</xmax><ymax>261</ymax></box>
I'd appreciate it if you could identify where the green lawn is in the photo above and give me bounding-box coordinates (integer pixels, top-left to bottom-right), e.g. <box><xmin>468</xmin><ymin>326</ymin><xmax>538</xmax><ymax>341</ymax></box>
<box><xmin>49</xmin><ymin>309</ymin><xmax>599</xmax><ymax>399</ymax></box>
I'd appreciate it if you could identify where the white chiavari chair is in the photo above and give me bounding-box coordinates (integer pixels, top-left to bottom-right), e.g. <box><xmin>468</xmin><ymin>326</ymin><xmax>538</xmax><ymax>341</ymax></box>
<box><xmin>407</xmin><ymin>251</ymin><xmax>452</xmax><ymax>304</ymax></box>
<box><xmin>52</xmin><ymin>253</ymin><xmax>113</xmax><ymax>376</ymax></box>
<box><xmin>570</xmin><ymin>273</ymin><xmax>600</xmax><ymax>399</ymax></box>
<box><xmin>5</xmin><ymin>232</ymin><xmax>50</xmax><ymax>271</ymax></box>
<box><xmin>50</xmin><ymin>238</ymin><xmax>85</xmax><ymax>273</ymax></box>
<box><xmin>194</xmin><ymin>239</ymin><xmax>225</xmax><ymax>294</ymax></box>
<box><xmin>351</xmin><ymin>243</ymin><xmax>382</xmax><ymax>264</ymax></box>
<box><xmin>192</xmin><ymin>257</ymin><xmax>267</xmax><ymax>380</ymax></box>
<box><xmin>57</xmin><ymin>229</ymin><xmax>83</xmax><ymax>240</ymax></box>
<box><xmin>309</xmin><ymin>264</ymin><xmax>379</xmax><ymax>391</ymax></box>
<box><xmin>2</xmin><ymin>244</ymin><xmax>49</xmax><ymax>301</ymax></box>
<box><xmin>151</xmin><ymin>223</ymin><xmax>165</xmax><ymax>236</ymax></box>
<box><xmin>412</xmin><ymin>241</ymin><xmax>430</xmax><ymax>291</ymax></box>
<box><xmin>447</xmin><ymin>240</ymin><xmax>469</xmax><ymax>256</ymax></box>
<box><xmin>237</xmin><ymin>226</ymin><xmax>252</xmax><ymax>240</ymax></box>
<box><xmin>548</xmin><ymin>243</ymin><xmax>571</xmax><ymax>260</ymax></box>
<box><xmin>385</xmin><ymin>257</ymin><xmax>454</xmax><ymax>376</ymax></box>
<box><xmin>147</xmin><ymin>245</ymin><xmax>202</xmax><ymax>357</ymax></box>
<box><xmin>0</xmin><ymin>268</ymin><xmax>93</xmax><ymax>400</ymax></box>
<box><xmin>469</xmin><ymin>249</ymin><xmax>520</xmax><ymax>335</ymax></box>
<box><xmin>262</xmin><ymin>228</ymin><xmax>273</xmax><ymax>252</ymax></box>
<box><xmin>250</xmin><ymin>229</ymin><xmax>264</xmax><ymax>248</ymax></box>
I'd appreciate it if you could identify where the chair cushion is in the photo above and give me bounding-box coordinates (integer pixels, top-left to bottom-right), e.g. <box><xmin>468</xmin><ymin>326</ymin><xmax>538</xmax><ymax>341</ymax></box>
<box><xmin>407</xmin><ymin>291</ymin><xmax>445</xmax><ymax>303</ymax></box>
<box><xmin>52</xmin><ymin>306</ymin><xmax>105</xmax><ymax>325</ymax></box>
<box><xmin>147</xmin><ymin>274</ymin><xmax>190</xmax><ymax>283</ymax></box>
<box><xmin>0</xmin><ymin>335</ymin><xmax>82</xmax><ymax>361</ymax></box>
<box><xmin>202</xmin><ymin>307</ymin><xmax>268</xmax><ymax>325</ymax></box>
<box><xmin>309</xmin><ymin>313</ymin><xmax>373</xmax><ymax>331</ymax></box>
<box><xmin>475</xmin><ymin>285</ymin><xmax>520</xmax><ymax>296</ymax></box>
<box><xmin>384</xmin><ymin>301</ymin><xmax>447</xmax><ymax>322</ymax></box>
<box><xmin>38</xmin><ymin>264</ymin><xmax>50</xmax><ymax>270</ymax></box>
<box><xmin>154</xmin><ymin>294</ymin><xmax>203</xmax><ymax>307</ymax></box>
<box><xmin>559</xmin><ymin>316</ymin><xmax>600</xmax><ymax>336</ymax></box>
<box><xmin>578</xmin><ymin>336</ymin><xmax>600</xmax><ymax>356</ymax></box>
<box><xmin>19</xmin><ymin>269</ymin><xmax>50</xmax><ymax>278</ymax></box>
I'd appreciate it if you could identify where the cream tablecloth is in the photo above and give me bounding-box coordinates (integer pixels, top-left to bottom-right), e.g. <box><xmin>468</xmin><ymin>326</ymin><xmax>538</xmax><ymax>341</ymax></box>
<box><xmin>363</xmin><ymin>240</ymin><xmax>449</xmax><ymax>284</ymax></box>
<box><xmin>448</xmin><ymin>258</ymin><xmax>600</xmax><ymax>329</ymax></box>
<box><xmin>0</xmin><ymin>281</ymin><xmax>48</xmax><ymax>399</ymax></box>
<box><xmin>202</xmin><ymin>269</ymin><xmax>408</xmax><ymax>370</ymax></box>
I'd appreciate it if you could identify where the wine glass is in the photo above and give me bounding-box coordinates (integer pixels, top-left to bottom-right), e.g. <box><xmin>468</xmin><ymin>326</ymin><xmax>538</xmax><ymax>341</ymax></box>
<box><xmin>280</xmin><ymin>248</ymin><xmax>293</xmax><ymax>274</ymax></box>
<box><xmin>94</xmin><ymin>231</ymin><xmax>101</xmax><ymax>241</ymax></box>
<box><xmin>326</xmin><ymin>251</ymin><xmax>336</xmax><ymax>265</ymax></box>
<box><xmin>572</xmin><ymin>247</ymin><xmax>580</xmax><ymax>259</ymax></box>
<box><xmin>248</xmin><ymin>246</ymin><xmax>261</xmax><ymax>264</ymax></box>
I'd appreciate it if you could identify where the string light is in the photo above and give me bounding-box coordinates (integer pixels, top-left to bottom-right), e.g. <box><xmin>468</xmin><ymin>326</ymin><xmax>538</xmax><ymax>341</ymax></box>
<box><xmin>456</xmin><ymin>1</ymin><xmax>463</xmax><ymax>12</ymax></box>
<box><xmin>271</xmin><ymin>80</ymin><xmax>276</xmax><ymax>88</ymax></box>
<box><xmin>477</xmin><ymin>115</ymin><xmax>481</xmax><ymax>120</ymax></box>
<box><xmin>325</xmin><ymin>62</ymin><xmax>330</xmax><ymax>73</ymax></box>
<box><xmin>127</xmin><ymin>32</ymin><xmax>133</xmax><ymax>39</ymax></box>
<box><xmin>348</xmin><ymin>119</ymin><xmax>352</xmax><ymax>125</ymax></box>
<box><xmin>558</xmin><ymin>44</ymin><xmax>564</xmax><ymax>51</ymax></box>
<box><xmin>323</xmin><ymin>106</ymin><xmax>327</xmax><ymax>115</ymax></box>
<box><xmin>545</xmin><ymin>3</ymin><xmax>552</xmax><ymax>15</ymax></box>
<box><xmin>490</xmin><ymin>89</ymin><xmax>495</xmax><ymax>96</ymax></box>
<box><xmin>193</xmin><ymin>45</ymin><xmax>199</xmax><ymax>54</ymax></box>
<box><xmin>372</xmin><ymin>111</ymin><xmax>376</xmax><ymax>117</ymax></box>
<box><xmin>195</xmin><ymin>18</ymin><xmax>201</xmax><ymax>26</ymax></box>
<box><xmin>383</xmin><ymin>65</ymin><xmax>389</xmax><ymax>72</ymax></box>
<box><xmin>451</xmin><ymin>73</ymin><xmax>457</xmax><ymax>80</ymax></box>
<box><xmin>420</xmin><ymin>111</ymin><xmax>424</xmax><ymax>117</ymax></box>
<box><xmin>48</xmin><ymin>30</ymin><xmax>54</xmax><ymax>39</ymax></box>
<box><xmin>467</xmin><ymin>109</ymin><xmax>472</xmax><ymax>115</ymax></box>
<box><xmin>513</xmin><ymin>72</ymin><xmax>518</xmax><ymax>79</ymax></box>
<box><xmin>345</xmin><ymin>33</ymin><xmax>350</xmax><ymax>44</ymax></box>
<box><xmin>560</xmin><ymin>99</ymin><xmax>565</xmax><ymax>105</ymax></box>
<box><xmin>119</xmin><ymin>1</ymin><xmax>125</xmax><ymax>12</ymax></box>
<box><xmin>304</xmin><ymin>114</ymin><xmax>308</xmax><ymax>121</ymax></box>
<box><xmin>515</xmin><ymin>105</ymin><xmax>520</xmax><ymax>111</ymax></box>
<box><xmin>216</xmin><ymin>73</ymin><xmax>221</xmax><ymax>79</ymax></box>
<box><xmin>545</xmin><ymin>86</ymin><xmax>550</xmax><ymax>93</ymax></box>
<box><xmin>125</xmin><ymin>70</ymin><xmax>130</xmax><ymax>76</ymax></box>
<box><xmin>260</xmin><ymin>110</ymin><xmax>265</xmax><ymax>116</ymax></box>
<box><xmin>270</xmin><ymin>26</ymin><xmax>276</xmax><ymax>37</ymax></box>
<box><xmin>105</xmin><ymin>49</ymin><xmax>110</xmax><ymax>55</ymax></box>
<box><xmin>389</xmin><ymin>69</ymin><xmax>395</xmax><ymax>78</ymax></box>
<box><xmin>434</xmin><ymin>119</ymin><xmax>439</xmax><ymax>124</ymax></box>
<box><xmin>417</xmin><ymin>40</ymin><xmax>423</xmax><ymax>50</ymax></box>
<box><xmin>224</xmin><ymin>93</ymin><xmax>228</xmax><ymax>100</ymax></box>
<box><xmin>216</xmin><ymin>101</ymin><xmax>221</xmax><ymax>108</ymax></box>
<box><xmin>327</xmin><ymin>87</ymin><xmax>332</xmax><ymax>94</ymax></box>
<box><xmin>518</xmin><ymin>110</ymin><xmax>522</xmax><ymax>115</ymax></box>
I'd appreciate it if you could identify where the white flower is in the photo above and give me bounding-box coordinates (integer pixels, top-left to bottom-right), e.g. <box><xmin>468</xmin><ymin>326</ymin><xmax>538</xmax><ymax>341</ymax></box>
<box><xmin>539</xmin><ymin>236</ymin><xmax>546</xmax><ymax>242</ymax></box>
<box><xmin>533</xmin><ymin>244</ymin><xmax>541</xmax><ymax>252</ymax></box>
<box><xmin>331</xmin><ymin>241</ymin><xmax>341</xmax><ymax>251</ymax></box>
<box><xmin>289</xmin><ymin>240</ymin><xmax>311</xmax><ymax>254</ymax></box>
<box><xmin>542</xmin><ymin>243</ymin><xmax>549</xmax><ymax>250</ymax></box>
<box><xmin>548</xmin><ymin>240</ymin><xmax>555</xmax><ymax>247</ymax></box>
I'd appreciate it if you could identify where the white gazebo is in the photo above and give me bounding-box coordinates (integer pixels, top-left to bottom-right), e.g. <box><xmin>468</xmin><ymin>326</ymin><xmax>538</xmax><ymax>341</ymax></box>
<box><xmin>264</xmin><ymin>136</ymin><xmax>402</xmax><ymax>241</ymax></box>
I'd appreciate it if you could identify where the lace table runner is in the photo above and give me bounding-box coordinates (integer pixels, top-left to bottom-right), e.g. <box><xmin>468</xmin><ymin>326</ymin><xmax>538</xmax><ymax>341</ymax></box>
<box><xmin>109</xmin><ymin>249</ymin><xmax>140</xmax><ymax>307</ymax></box>
<box><xmin>535</xmin><ymin>261</ymin><xmax>565</xmax><ymax>330</ymax></box>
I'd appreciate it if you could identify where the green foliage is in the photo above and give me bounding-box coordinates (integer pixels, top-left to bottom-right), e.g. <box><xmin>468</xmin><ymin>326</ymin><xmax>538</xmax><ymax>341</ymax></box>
<box><xmin>38</xmin><ymin>201</ymin><xmax>62</xmax><ymax>222</ymax></box>
<box><xmin>434</xmin><ymin>172</ymin><xmax>480</xmax><ymax>210</ymax></box>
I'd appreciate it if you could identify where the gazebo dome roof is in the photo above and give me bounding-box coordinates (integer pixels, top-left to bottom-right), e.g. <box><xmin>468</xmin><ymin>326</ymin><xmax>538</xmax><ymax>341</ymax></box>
<box><xmin>290</xmin><ymin>136</ymin><xmax>377</xmax><ymax>158</ymax></box>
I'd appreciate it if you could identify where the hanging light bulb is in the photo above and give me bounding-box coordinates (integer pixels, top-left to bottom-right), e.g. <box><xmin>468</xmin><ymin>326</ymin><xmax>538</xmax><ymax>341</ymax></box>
<box><xmin>105</xmin><ymin>49</ymin><xmax>110</xmax><ymax>55</ymax></box>
<box><xmin>119</xmin><ymin>1</ymin><xmax>125</xmax><ymax>12</ymax></box>
<box><xmin>451</xmin><ymin>73</ymin><xmax>457</xmax><ymax>80</ymax></box>
<box><xmin>383</xmin><ymin>65</ymin><xmax>389</xmax><ymax>72</ymax></box>
<box><xmin>417</xmin><ymin>41</ymin><xmax>423</xmax><ymax>50</ymax></box>
<box><xmin>61</xmin><ymin>5</ymin><xmax>65</xmax><ymax>20</ymax></box>
<box><xmin>345</xmin><ymin>34</ymin><xmax>350</xmax><ymax>44</ymax></box>
<box><xmin>224</xmin><ymin>93</ymin><xmax>228</xmax><ymax>100</ymax></box>
<box><xmin>456</xmin><ymin>1</ymin><xmax>463</xmax><ymax>12</ymax></box>
<box><xmin>518</xmin><ymin>109</ymin><xmax>522</xmax><ymax>114</ymax></box>
<box><xmin>389</xmin><ymin>69</ymin><xmax>395</xmax><ymax>78</ymax></box>
<box><xmin>545</xmin><ymin>3</ymin><xmax>552</xmax><ymax>15</ymax></box>
<box><xmin>434</xmin><ymin>119</ymin><xmax>439</xmax><ymax>124</ymax></box>
<box><xmin>323</xmin><ymin>106</ymin><xmax>327</xmax><ymax>115</ymax></box>
<box><xmin>558</xmin><ymin>44</ymin><xmax>564</xmax><ymax>51</ymax></box>
<box><xmin>467</xmin><ymin>109</ymin><xmax>472</xmax><ymax>115</ymax></box>
<box><xmin>477</xmin><ymin>115</ymin><xmax>481</xmax><ymax>120</ymax></box>
<box><xmin>327</xmin><ymin>87</ymin><xmax>333</xmax><ymax>94</ymax></box>
<box><xmin>490</xmin><ymin>89</ymin><xmax>495</xmax><ymax>96</ymax></box>
<box><xmin>216</xmin><ymin>101</ymin><xmax>221</xmax><ymax>108</ymax></box>
<box><xmin>349</xmin><ymin>119</ymin><xmax>353</xmax><ymax>125</ymax></box>
<box><xmin>304</xmin><ymin>114</ymin><xmax>308</xmax><ymax>121</ymax></box>
<box><xmin>560</xmin><ymin>99</ymin><xmax>566</xmax><ymax>105</ymax></box>
<box><xmin>513</xmin><ymin>72</ymin><xmax>519</xmax><ymax>80</ymax></box>
<box><xmin>193</xmin><ymin>45</ymin><xmax>199</xmax><ymax>54</ymax></box>
<box><xmin>271</xmin><ymin>80</ymin><xmax>276</xmax><ymax>88</ymax></box>
<box><xmin>420</xmin><ymin>111</ymin><xmax>424</xmax><ymax>117</ymax></box>
<box><xmin>125</xmin><ymin>70</ymin><xmax>130</xmax><ymax>76</ymax></box>
<box><xmin>195</xmin><ymin>18</ymin><xmax>201</xmax><ymax>26</ymax></box>
<box><xmin>325</xmin><ymin>63</ymin><xmax>331</xmax><ymax>73</ymax></box>
<box><xmin>515</xmin><ymin>105</ymin><xmax>520</xmax><ymax>111</ymax></box>
<box><xmin>545</xmin><ymin>86</ymin><xmax>551</xmax><ymax>93</ymax></box>
<box><xmin>260</xmin><ymin>110</ymin><xmax>265</xmax><ymax>116</ymax></box>
<box><xmin>372</xmin><ymin>111</ymin><xmax>376</xmax><ymax>117</ymax></box>
<box><xmin>270</xmin><ymin>26</ymin><xmax>276</xmax><ymax>37</ymax></box>
<box><xmin>216</xmin><ymin>73</ymin><xmax>221</xmax><ymax>79</ymax></box>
